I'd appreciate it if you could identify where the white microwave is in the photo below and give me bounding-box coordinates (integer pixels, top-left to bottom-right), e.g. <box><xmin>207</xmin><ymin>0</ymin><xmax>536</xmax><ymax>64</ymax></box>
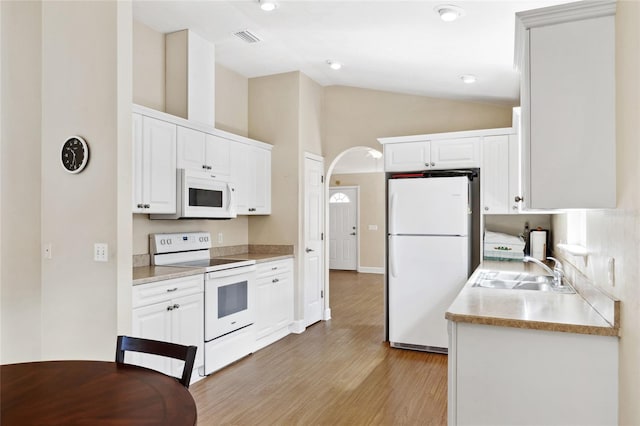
<box><xmin>151</xmin><ymin>169</ymin><xmax>237</xmax><ymax>219</ymax></box>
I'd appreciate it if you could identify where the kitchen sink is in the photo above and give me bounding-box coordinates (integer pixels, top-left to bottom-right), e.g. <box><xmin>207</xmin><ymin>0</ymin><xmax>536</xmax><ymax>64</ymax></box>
<box><xmin>471</xmin><ymin>270</ymin><xmax>576</xmax><ymax>293</ymax></box>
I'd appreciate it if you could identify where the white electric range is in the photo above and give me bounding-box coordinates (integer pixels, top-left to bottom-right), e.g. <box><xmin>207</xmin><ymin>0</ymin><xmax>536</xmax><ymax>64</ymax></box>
<box><xmin>151</xmin><ymin>232</ymin><xmax>257</xmax><ymax>375</ymax></box>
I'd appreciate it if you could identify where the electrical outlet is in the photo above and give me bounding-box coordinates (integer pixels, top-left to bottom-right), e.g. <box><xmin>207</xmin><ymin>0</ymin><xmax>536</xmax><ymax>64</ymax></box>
<box><xmin>94</xmin><ymin>243</ymin><xmax>108</xmax><ymax>262</ymax></box>
<box><xmin>218</xmin><ymin>232</ymin><xmax>223</xmax><ymax>244</ymax></box>
<box><xmin>43</xmin><ymin>243</ymin><xmax>52</xmax><ymax>259</ymax></box>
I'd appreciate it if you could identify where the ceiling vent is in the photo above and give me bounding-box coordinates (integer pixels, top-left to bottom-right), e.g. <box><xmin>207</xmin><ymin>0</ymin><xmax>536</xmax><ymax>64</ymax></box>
<box><xmin>234</xmin><ymin>30</ymin><xmax>261</xmax><ymax>44</ymax></box>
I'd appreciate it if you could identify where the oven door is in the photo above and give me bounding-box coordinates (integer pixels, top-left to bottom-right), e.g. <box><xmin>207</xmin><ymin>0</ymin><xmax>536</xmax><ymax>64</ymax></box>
<box><xmin>182</xmin><ymin>169</ymin><xmax>237</xmax><ymax>219</ymax></box>
<box><xmin>205</xmin><ymin>266</ymin><xmax>256</xmax><ymax>341</ymax></box>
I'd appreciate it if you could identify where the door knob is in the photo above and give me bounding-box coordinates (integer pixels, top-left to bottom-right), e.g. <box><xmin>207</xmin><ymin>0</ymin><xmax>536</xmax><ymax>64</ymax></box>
<box><xmin>305</xmin><ymin>248</ymin><xmax>314</xmax><ymax>253</ymax></box>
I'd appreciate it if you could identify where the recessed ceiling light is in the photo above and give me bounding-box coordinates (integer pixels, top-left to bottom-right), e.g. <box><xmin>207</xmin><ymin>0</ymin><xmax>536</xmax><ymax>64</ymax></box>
<box><xmin>434</xmin><ymin>4</ymin><xmax>465</xmax><ymax>22</ymax></box>
<box><xmin>460</xmin><ymin>74</ymin><xmax>477</xmax><ymax>84</ymax></box>
<box><xmin>327</xmin><ymin>60</ymin><xmax>342</xmax><ymax>70</ymax></box>
<box><xmin>259</xmin><ymin>0</ymin><xmax>277</xmax><ymax>12</ymax></box>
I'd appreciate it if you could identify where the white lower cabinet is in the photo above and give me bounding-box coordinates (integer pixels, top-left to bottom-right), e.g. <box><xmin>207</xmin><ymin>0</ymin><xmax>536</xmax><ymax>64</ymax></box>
<box><xmin>448</xmin><ymin>321</ymin><xmax>618</xmax><ymax>426</ymax></box>
<box><xmin>131</xmin><ymin>275</ymin><xmax>204</xmax><ymax>384</ymax></box>
<box><xmin>254</xmin><ymin>259</ymin><xmax>294</xmax><ymax>351</ymax></box>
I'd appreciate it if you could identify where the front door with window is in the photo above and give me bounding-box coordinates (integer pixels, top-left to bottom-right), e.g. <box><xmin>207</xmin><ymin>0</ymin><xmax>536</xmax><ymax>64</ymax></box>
<box><xmin>329</xmin><ymin>187</ymin><xmax>358</xmax><ymax>271</ymax></box>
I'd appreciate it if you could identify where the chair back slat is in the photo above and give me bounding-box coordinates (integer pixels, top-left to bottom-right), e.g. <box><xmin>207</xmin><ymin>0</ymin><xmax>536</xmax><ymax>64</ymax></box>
<box><xmin>115</xmin><ymin>335</ymin><xmax>198</xmax><ymax>388</ymax></box>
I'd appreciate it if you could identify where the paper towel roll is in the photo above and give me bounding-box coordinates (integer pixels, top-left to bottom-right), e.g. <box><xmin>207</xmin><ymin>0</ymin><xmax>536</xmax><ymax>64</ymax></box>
<box><xmin>530</xmin><ymin>230</ymin><xmax>547</xmax><ymax>261</ymax></box>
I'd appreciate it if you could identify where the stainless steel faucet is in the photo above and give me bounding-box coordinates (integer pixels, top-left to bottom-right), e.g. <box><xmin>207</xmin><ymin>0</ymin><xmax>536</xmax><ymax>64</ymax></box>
<box><xmin>523</xmin><ymin>256</ymin><xmax>564</xmax><ymax>286</ymax></box>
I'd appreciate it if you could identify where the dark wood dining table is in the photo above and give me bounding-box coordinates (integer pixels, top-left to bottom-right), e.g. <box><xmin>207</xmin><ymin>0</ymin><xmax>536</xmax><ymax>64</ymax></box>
<box><xmin>1</xmin><ymin>360</ymin><xmax>197</xmax><ymax>425</ymax></box>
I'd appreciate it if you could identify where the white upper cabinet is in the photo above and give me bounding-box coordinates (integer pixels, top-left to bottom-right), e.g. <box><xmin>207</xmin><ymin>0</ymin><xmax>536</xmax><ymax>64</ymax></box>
<box><xmin>177</xmin><ymin>126</ymin><xmax>230</xmax><ymax>176</ymax></box>
<box><xmin>482</xmin><ymin>135</ymin><xmax>510</xmax><ymax>214</ymax></box>
<box><xmin>381</xmin><ymin>133</ymin><xmax>482</xmax><ymax>173</ymax></box>
<box><xmin>384</xmin><ymin>141</ymin><xmax>430</xmax><ymax>172</ymax></box>
<box><xmin>431</xmin><ymin>137</ymin><xmax>480</xmax><ymax>170</ymax></box>
<box><xmin>231</xmin><ymin>142</ymin><xmax>272</xmax><ymax>215</ymax></box>
<box><xmin>134</xmin><ymin>104</ymin><xmax>272</xmax><ymax>216</ymax></box>
<box><xmin>132</xmin><ymin>114</ymin><xmax>177</xmax><ymax>214</ymax></box>
<box><xmin>515</xmin><ymin>1</ymin><xmax>616</xmax><ymax>209</ymax></box>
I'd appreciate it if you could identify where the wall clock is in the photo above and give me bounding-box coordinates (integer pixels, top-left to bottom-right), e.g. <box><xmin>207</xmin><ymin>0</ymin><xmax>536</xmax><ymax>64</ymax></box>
<box><xmin>61</xmin><ymin>136</ymin><xmax>89</xmax><ymax>174</ymax></box>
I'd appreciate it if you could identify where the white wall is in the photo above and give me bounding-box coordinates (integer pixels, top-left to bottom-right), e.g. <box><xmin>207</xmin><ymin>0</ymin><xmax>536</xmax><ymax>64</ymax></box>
<box><xmin>40</xmin><ymin>0</ymin><xmax>131</xmax><ymax>360</ymax></box>
<box><xmin>0</xmin><ymin>0</ymin><xmax>42</xmax><ymax>363</ymax></box>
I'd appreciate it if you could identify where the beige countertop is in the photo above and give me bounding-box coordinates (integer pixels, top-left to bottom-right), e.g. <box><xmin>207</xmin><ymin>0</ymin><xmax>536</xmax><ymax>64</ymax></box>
<box><xmin>132</xmin><ymin>253</ymin><xmax>294</xmax><ymax>286</ymax></box>
<box><xmin>446</xmin><ymin>260</ymin><xmax>619</xmax><ymax>337</ymax></box>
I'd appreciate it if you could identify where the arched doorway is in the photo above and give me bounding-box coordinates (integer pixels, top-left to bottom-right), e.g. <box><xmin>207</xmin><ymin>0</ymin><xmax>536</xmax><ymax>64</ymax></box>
<box><xmin>322</xmin><ymin>146</ymin><xmax>384</xmax><ymax>319</ymax></box>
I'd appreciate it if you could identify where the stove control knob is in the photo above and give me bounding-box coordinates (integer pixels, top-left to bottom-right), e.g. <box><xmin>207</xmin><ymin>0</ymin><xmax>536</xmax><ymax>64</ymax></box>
<box><xmin>167</xmin><ymin>239</ymin><xmax>172</xmax><ymax>245</ymax></box>
<box><xmin>160</xmin><ymin>239</ymin><xmax>166</xmax><ymax>245</ymax></box>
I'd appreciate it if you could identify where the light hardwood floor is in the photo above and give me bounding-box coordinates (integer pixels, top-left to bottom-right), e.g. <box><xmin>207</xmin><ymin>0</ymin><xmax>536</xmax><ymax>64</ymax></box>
<box><xmin>191</xmin><ymin>270</ymin><xmax>448</xmax><ymax>425</ymax></box>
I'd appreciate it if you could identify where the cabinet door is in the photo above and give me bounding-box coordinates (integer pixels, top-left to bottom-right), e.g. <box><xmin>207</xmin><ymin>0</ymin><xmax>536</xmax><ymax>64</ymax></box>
<box><xmin>507</xmin><ymin>134</ymin><xmax>521</xmax><ymax>213</ymax></box>
<box><xmin>205</xmin><ymin>134</ymin><xmax>231</xmax><ymax>176</ymax></box>
<box><xmin>481</xmin><ymin>135</ymin><xmax>510</xmax><ymax>214</ymax></box>
<box><xmin>272</xmin><ymin>271</ymin><xmax>294</xmax><ymax>330</ymax></box>
<box><xmin>384</xmin><ymin>142</ymin><xmax>430</xmax><ymax>172</ymax></box>
<box><xmin>132</xmin><ymin>113</ymin><xmax>145</xmax><ymax>212</ymax></box>
<box><xmin>143</xmin><ymin>116</ymin><xmax>177</xmax><ymax>214</ymax></box>
<box><xmin>131</xmin><ymin>301</ymin><xmax>173</xmax><ymax>376</ymax></box>
<box><xmin>171</xmin><ymin>292</ymin><xmax>204</xmax><ymax>376</ymax></box>
<box><xmin>230</xmin><ymin>142</ymin><xmax>250</xmax><ymax>213</ymax></box>
<box><xmin>255</xmin><ymin>276</ymin><xmax>274</xmax><ymax>339</ymax></box>
<box><xmin>526</xmin><ymin>15</ymin><xmax>615</xmax><ymax>209</ymax></box>
<box><xmin>177</xmin><ymin>126</ymin><xmax>206</xmax><ymax>171</ymax></box>
<box><xmin>250</xmin><ymin>147</ymin><xmax>271</xmax><ymax>214</ymax></box>
<box><xmin>431</xmin><ymin>137</ymin><xmax>480</xmax><ymax>169</ymax></box>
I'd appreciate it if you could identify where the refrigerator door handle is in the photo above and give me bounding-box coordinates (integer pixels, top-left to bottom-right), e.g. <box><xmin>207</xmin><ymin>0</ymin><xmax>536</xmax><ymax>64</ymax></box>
<box><xmin>389</xmin><ymin>192</ymin><xmax>397</xmax><ymax>235</ymax></box>
<box><xmin>389</xmin><ymin>236</ymin><xmax>397</xmax><ymax>278</ymax></box>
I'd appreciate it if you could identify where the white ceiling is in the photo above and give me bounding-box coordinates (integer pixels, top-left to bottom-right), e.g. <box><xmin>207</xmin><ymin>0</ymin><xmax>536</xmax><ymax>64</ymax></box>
<box><xmin>133</xmin><ymin>0</ymin><xmax>571</xmax><ymax>106</ymax></box>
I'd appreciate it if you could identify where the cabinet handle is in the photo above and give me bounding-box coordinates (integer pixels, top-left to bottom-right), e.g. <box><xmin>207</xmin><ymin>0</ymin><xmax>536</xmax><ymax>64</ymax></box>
<box><xmin>136</xmin><ymin>203</ymin><xmax>143</xmax><ymax>208</ymax></box>
<box><xmin>207</xmin><ymin>165</ymin><xmax>213</xmax><ymax>170</ymax></box>
<box><xmin>484</xmin><ymin>206</ymin><xmax>489</xmax><ymax>211</ymax></box>
<box><xmin>202</xmin><ymin>165</ymin><xmax>207</xmax><ymax>170</ymax></box>
<box><xmin>272</xmin><ymin>266</ymin><xmax>278</xmax><ymax>270</ymax></box>
<box><xmin>431</xmin><ymin>162</ymin><xmax>435</xmax><ymax>167</ymax></box>
<box><xmin>143</xmin><ymin>204</ymin><xmax>151</xmax><ymax>209</ymax></box>
<box><xmin>513</xmin><ymin>205</ymin><xmax>518</xmax><ymax>210</ymax></box>
<box><xmin>514</xmin><ymin>196</ymin><xmax>524</xmax><ymax>203</ymax></box>
<box><xmin>167</xmin><ymin>305</ymin><xmax>174</xmax><ymax>311</ymax></box>
<box><xmin>424</xmin><ymin>162</ymin><xmax>430</xmax><ymax>167</ymax></box>
<box><xmin>166</xmin><ymin>287</ymin><xmax>178</xmax><ymax>292</ymax></box>
<box><xmin>173</xmin><ymin>303</ymin><xmax>180</xmax><ymax>309</ymax></box>
<box><xmin>272</xmin><ymin>278</ymin><xmax>279</xmax><ymax>283</ymax></box>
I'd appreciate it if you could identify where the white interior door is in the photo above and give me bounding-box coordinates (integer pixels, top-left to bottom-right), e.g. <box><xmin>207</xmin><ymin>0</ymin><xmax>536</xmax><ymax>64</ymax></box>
<box><xmin>329</xmin><ymin>187</ymin><xmax>358</xmax><ymax>271</ymax></box>
<box><xmin>304</xmin><ymin>154</ymin><xmax>324</xmax><ymax>327</ymax></box>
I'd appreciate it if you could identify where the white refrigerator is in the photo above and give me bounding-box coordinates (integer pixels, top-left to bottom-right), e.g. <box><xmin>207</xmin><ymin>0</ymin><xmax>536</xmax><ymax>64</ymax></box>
<box><xmin>387</xmin><ymin>176</ymin><xmax>470</xmax><ymax>352</ymax></box>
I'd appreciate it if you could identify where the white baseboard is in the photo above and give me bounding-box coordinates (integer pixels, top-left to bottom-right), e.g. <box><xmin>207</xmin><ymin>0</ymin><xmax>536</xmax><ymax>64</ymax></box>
<box><xmin>358</xmin><ymin>266</ymin><xmax>384</xmax><ymax>274</ymax></box>
<box><xmin>324</xmin><ymin>308</ymin><xmax>332</xmax><ymax>321</ymax></box>
<box><xmin>289</xmin><ymin>320</ymin><xmax>306</xmax><ymax>334</ymax></box>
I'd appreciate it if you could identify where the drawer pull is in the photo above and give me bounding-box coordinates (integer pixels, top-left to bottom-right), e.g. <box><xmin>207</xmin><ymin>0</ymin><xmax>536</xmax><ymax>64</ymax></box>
<box><xmin>272</xmin><ymin>278</ymin><xmax>279</xmax><ymax>283</ymax></box>
<box><xmin>166</xmin><ymin>287</ymin><xmax>178</xmax><ymax>292</ymax></box>
<box><xmin>167</xmin><ymin>305</ymin><xmax>174</xmax><ymax>311</ymax></box>
<box><xmin>173</xmin><ymin>303</ymin><xmax>180</xmax><ymax>309</ymax></box>
<box><xmin>272</xmin><ymin>267</ymin><xmax>278</xmax><ymax>270</ymax></box>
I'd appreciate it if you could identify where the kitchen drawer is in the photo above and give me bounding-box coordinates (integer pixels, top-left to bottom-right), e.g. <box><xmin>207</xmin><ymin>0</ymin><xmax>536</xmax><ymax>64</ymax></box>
<box><xmin>257</xmin><ymin>259</ymin><xmax>292</xmax><ymax>279</ymax></box>
<box><xmin>133</xmin><ymin>274</ymin><xmax>204</xmax><ymax>308</ymax></box>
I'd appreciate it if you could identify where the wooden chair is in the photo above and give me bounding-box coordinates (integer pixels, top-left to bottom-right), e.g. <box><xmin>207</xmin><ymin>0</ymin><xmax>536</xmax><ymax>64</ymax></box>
<box><xmin>115</xmin><ymin>335</ymin><xmax>198</xmax><ymax>388</ymax></box>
